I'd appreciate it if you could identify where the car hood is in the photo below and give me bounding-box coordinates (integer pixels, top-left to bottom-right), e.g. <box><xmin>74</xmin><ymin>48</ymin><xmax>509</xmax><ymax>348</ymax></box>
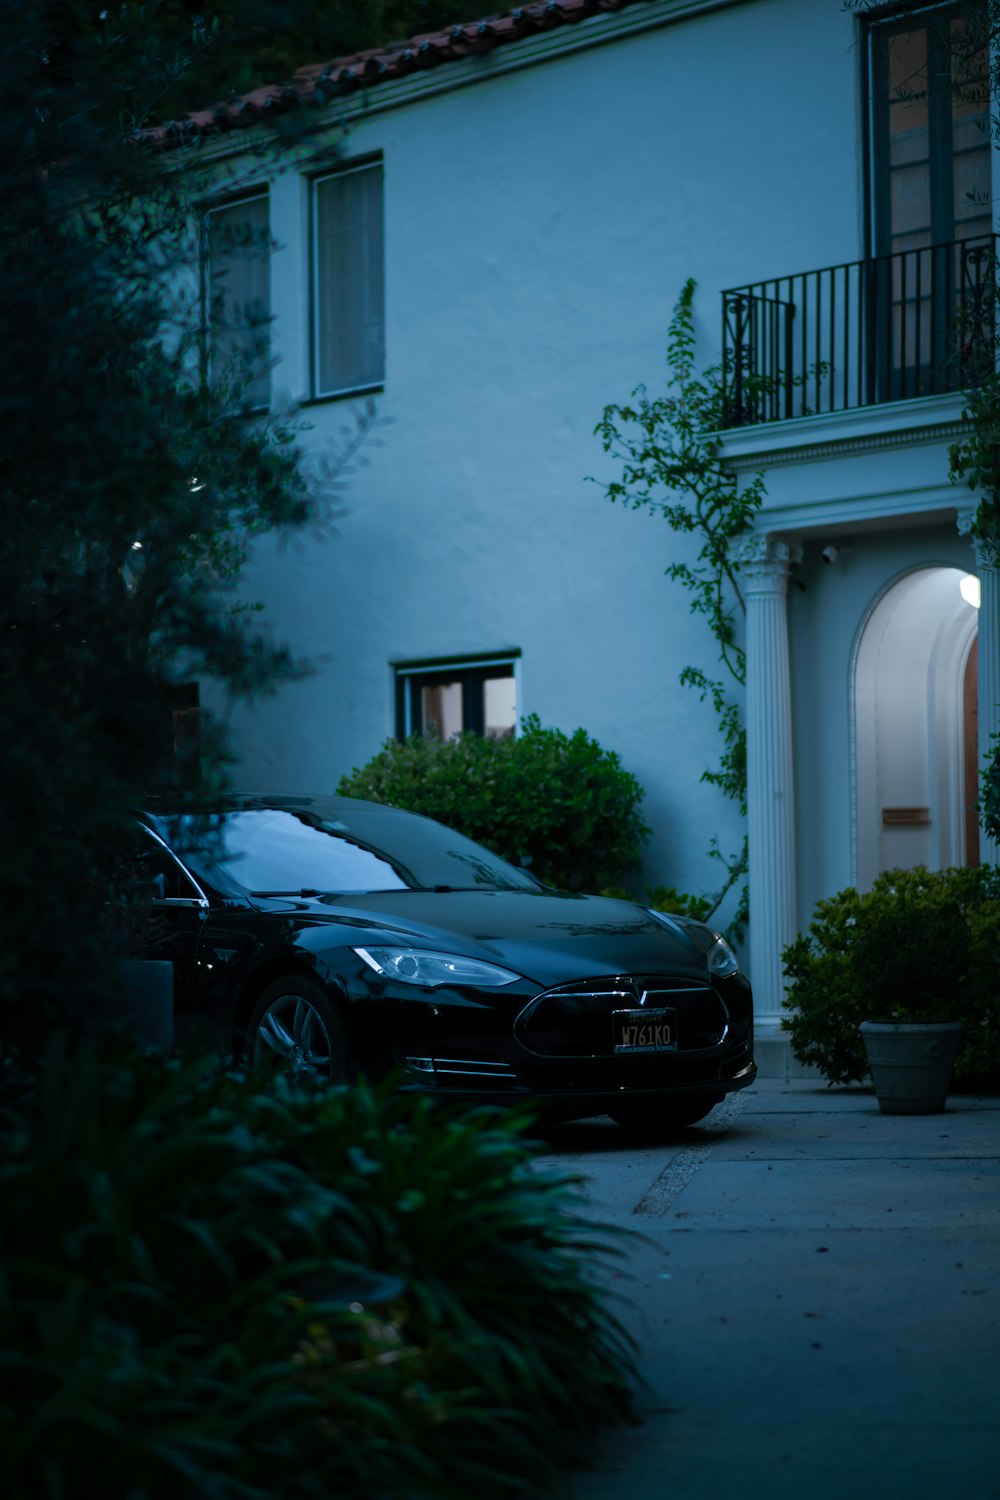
<box><xmin>251</xmin><ymin>888</ymin><xmax>714</xmax><ymax>989</ymax></box>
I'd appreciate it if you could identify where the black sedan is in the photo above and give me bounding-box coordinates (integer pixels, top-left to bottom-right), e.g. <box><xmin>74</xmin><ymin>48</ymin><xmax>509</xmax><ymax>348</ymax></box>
<box><xmin>133</xmin><ymin>793</ymin><xmax>756</xmax><ymax>1130</ymax></box>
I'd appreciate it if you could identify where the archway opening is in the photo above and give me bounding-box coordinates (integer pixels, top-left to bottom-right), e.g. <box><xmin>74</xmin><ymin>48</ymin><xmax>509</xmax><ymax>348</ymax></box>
<box><xmin>854</xmin><ymin>566</ymin><xmax>978</xmax><ymax>890</ymax></box>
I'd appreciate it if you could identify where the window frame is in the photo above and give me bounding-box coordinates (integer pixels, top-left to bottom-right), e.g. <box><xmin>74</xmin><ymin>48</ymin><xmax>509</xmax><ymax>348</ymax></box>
<box><xmin>394</xmin><ymin>652</ymin><xmax>521</xmax><ymax>740</ymax></box>
<box><xmin>865</xmin><ymin>1</ymin><xmax>990</xmax><ymax>258</ymax></box>
<box><xmin>201</xmin><ymin>188</ymin><xmax>272</xmax><ymax>411</ymax></box>
<box><xmin>310</xmin><ymin>156</ymin><xmax>386</xmax><ymax>402</ymax></box>
<box><xmin>135</xmin><ymin>824</ymin><xmax>210</xmax><ymax>909</ymax></box>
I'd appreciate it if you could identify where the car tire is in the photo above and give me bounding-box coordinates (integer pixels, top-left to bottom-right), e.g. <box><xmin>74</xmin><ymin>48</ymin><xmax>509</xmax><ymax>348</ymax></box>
<box><xmin>247</xmin><ymin>975</ymin><xmax>349</xmax><ymax>1084</ymax></box>
<box><xmin>609</xmin><ymin>1094</ymin><xmax>721</xmax><ymax>1135</ymax></box>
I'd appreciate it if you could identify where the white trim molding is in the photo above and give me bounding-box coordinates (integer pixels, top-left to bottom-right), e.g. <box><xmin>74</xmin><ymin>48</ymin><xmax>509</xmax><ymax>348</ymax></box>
<box><xmin>715</xmin><ymin>392</ymin><xmax>969</xmax><ymax>473</ymax></box>
<box><xmin>715</xmin><ymin>394</ymin><xmax>974</xmax><ymax>535</ymax></box>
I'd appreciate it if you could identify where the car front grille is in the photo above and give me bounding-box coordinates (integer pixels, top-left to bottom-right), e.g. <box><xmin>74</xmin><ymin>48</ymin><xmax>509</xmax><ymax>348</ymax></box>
<box><xmin>514</xmin><ymin>975</ymin><xmax>728</xmax><ymax>1058</ymax></box>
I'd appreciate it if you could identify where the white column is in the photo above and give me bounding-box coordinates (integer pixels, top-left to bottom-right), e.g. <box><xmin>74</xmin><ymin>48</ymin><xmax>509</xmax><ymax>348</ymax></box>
<box><xmin>732</xmin><ymin>534</ymin><xmax>801</xmax><ymax>1035</ymax></box>
<box><xmin>958</xmin><ymin>509</ymin><xmax>1000</xmax><ymax>865</ymax></box>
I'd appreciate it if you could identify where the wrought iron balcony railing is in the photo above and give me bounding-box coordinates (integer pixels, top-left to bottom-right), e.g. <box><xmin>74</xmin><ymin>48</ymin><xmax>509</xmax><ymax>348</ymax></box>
<box><xmin>720</xmin><ymin>234</ymin><xmax>997</xmax><ymax>429</ymax></box>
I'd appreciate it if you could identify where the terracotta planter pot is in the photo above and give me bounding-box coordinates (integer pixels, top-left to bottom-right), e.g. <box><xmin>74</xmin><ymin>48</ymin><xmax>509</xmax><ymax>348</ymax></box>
<box><xmin>858</xmin><ymin>1019</ymin><xmax>963</xmax><ymax>1115</ymax></box>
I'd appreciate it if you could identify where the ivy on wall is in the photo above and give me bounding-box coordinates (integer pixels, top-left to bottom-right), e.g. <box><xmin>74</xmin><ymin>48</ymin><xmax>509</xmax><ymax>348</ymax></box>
<box><xmin>593</xmin><ymin>280</ymin><xmax>768</xmax><ymax>931</ymax></box>
<box><xmin>951</xmin><ymin>328</ymin><xmax>1000</xmax><ymax>845</ymax></box>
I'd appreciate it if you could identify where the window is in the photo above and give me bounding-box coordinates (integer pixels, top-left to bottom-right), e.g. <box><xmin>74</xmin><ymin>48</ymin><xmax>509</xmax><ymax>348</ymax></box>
<box><xmin>313</xmin><ymin>161</ymin><xmax>385</xmax><ymax>397</ymax></box>
<box><xmin>395</xmin><ymin>654</ymin><xmax>519</xmax><ymax>740</ymax></box>
<box><xmin>129</xmin><ymin>827</ymin><xmax>205</xmax><ymax>904</ymax></box>
<box><xmin>205</xmin><ymin>194</ymin><xmax>271</xmax><ymax>408</ymax></box>
<box><xmin>869</xmin><ymin>4</ymin><xmax>990</xmax><ymax>259</ymax></box>
<box><xmin>867</xmin><ymin>4</ymin><xmax>991</xmax><ymax>393</ymax></box>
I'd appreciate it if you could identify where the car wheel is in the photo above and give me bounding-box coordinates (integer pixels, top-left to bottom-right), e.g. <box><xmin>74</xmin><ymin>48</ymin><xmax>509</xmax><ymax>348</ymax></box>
<box><xmin>609</xmin><ymin>1094</ymin><xmax>721</xmax><ymax>1135</ymax></box>
<box><xmin>248</xmin><ymin>976</ymin><xmax>348</xmax><ymax>1084</ymax></box>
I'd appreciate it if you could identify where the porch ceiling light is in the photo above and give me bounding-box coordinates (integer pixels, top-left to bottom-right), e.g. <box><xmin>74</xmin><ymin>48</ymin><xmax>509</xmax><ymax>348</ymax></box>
<box><xmin>960</xmin><ymin>573</ymin><xmax>981</xmax><ymax>609</ymax></box>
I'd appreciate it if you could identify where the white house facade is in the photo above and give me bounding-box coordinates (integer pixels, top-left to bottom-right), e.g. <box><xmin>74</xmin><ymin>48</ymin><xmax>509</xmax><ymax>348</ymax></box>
<box><xmin>176</xmin><ymin>0</ymin><xmax>999</xmax><ymax>1075</ymax></box>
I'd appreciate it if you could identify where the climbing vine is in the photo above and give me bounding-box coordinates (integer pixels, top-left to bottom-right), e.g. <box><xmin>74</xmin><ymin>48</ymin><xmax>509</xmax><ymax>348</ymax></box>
<box><xmin>950</xmin><ymin>312</ymin><xmax>1000</xmax><ymax>844</ymax></box>
<box><xmin>950</xmin><ymin>380</ymin><xmax>1000</xmax><ymax>543</ymax></box>
<box><xmin>593</xmin><ymin>279</ymin><xmax>768</xmax><ymax>931</ymax></box>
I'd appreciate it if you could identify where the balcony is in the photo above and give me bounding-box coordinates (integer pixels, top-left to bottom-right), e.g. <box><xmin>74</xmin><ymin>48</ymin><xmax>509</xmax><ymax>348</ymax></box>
<box><xmin>721</xmin><ymin>235</ymin><xmax>996</xmax><ymax>430</ymax></box>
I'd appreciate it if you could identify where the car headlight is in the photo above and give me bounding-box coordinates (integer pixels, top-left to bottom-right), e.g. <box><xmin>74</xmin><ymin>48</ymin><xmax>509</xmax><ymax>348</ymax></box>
<box><xmin>648</xmin><ymin>909</ymin><xmax>743</xmax><ymax>978</ymax></box>
<box><xmin>707</xmin><ymin>936</ymin><xmax>741</xmax><ymax>979</ymax></box>
<box><xmin>354</xmin><ymin>947</ymin><xmax>521</xmax><ymax>988</ymax></box>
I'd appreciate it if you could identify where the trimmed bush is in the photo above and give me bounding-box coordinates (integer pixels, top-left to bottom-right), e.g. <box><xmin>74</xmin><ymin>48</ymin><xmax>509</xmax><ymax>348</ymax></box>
<box><xmin>0</xmin><ymin>1039</ymin><xmax>636</xmax><ymax>1499</ymax></box>
<box><xmin>782</xmin><ymin>865</ymin><xmax>1000</xmax><ymax>1087</ymax></box>
<box><xmin>337</xmin><ymin>714</ymin><xmax>650</xmax><ymax>893</ymax></box>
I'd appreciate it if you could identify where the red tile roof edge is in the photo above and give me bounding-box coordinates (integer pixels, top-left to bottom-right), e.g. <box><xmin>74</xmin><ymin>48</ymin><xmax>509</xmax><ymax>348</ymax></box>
<box><xmin>137</xmin><ymin>0</ymin><xmax>647</xmax><ymax>148</ymax></box>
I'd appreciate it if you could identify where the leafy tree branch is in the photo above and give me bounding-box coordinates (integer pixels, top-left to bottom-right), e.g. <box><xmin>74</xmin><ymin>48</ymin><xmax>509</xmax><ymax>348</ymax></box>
<box><xmin>1</xmin><ymin>0</ymin><xmax>382</xmax><ymax>1042</ymax></box>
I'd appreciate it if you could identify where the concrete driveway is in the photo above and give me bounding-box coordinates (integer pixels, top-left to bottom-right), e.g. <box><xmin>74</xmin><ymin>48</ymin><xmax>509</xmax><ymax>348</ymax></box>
<box><xmin>531</xmin><ymin>1080</ymin><xmax>1000</xmax><ymax>1500</ymax></box>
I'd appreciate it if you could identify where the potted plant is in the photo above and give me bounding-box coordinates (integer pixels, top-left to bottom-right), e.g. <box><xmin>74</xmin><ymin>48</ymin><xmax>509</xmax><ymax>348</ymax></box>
<box><xmin>849</xmin><ymin>875</ymin><xmax>965</xmax><ymax>1114</ymax></box>
<box><xmin>783</xmin><ymin>867</ymin><xmax>970</xmax><ymax>1114</ymax></box>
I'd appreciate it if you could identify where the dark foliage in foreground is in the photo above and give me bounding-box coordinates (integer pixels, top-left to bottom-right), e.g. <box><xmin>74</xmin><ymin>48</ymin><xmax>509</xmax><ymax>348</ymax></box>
<box><xmin>0</xmin><ymin>1043</ymin><xmax>637</xmax><ymax>1498</ymax></box>
<box><xmin>0</xmin><ymin>2</ymin><xmax>330</xmax><ymax>1043</ymax></box>
<box><xmin>43</xmin><ymin>2</ymin><xmax>481</xmax><ymax>124</ymax></box>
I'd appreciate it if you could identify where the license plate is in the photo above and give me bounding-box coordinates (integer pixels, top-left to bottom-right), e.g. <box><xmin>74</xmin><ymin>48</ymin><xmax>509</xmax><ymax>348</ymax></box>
<box><xmin>612</xmin><ymin>1007</ymin><xmax>676</xmax><ymax>1054</ymax></box>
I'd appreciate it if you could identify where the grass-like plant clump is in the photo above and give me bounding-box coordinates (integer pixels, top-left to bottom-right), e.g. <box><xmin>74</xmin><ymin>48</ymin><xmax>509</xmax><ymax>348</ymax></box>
<box><xmin>0</xmin><ymin>1040</ymin><xmax>636</xmax><ymax>1499</ymax></box>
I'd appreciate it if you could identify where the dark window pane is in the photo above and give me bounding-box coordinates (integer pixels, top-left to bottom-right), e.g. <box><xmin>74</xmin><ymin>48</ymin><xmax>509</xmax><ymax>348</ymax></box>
<box><xmin>206</xmin><ymin>196</ymin><xmax>270</xmax><ymax>407</ymax></box>
<box><xmin>315</xmin><ymin>166</ymin><xmax>385</xmax><ymax>394</ymax></box>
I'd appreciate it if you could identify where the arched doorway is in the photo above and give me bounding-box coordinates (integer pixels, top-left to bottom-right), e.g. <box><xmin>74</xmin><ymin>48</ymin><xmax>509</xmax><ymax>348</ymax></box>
<box><xmin>854</xmin><ymin>566</ymin><xmax>979</xmax><ymax>889</ymax></box>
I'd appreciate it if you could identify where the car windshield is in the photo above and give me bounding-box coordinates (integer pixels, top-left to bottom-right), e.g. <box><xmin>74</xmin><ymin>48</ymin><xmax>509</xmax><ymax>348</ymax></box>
<box><xmin>163</xmin><ymin>804</ymin><xmax>542</xmax><ymax>895</ymax></box>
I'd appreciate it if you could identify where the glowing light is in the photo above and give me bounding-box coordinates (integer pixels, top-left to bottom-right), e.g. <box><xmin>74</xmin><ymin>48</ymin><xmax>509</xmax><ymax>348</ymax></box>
<box><xmin>960</xmin><ymin>573</ymin><xmax>981</xmax><ymax>609</ymax></box>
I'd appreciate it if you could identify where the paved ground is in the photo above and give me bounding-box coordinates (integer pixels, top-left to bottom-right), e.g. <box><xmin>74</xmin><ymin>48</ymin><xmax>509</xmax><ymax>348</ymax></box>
<box><xmin>531</xmin><ymin>1080</ymin><xmax>1000</xmax><ymax>1500</ymax></box>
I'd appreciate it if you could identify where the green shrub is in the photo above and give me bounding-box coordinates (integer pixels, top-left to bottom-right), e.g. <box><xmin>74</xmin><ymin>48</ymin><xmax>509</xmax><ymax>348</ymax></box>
<box><xmin>981</xmin><ymin>734</ymin><xmax>1000</xmax><ymax>846</ymax></box>
<box><xmin>782</xmin><ymin>865</ymin><xmax>1000</xmax><ymax>1087</ymax></box>
<box><xmin>0</xmin><ymin>1039</ymin><xmax>636</xmax><ymax>1499</ymax></box>
<box><xmin>337</xmin><ymin>713</ymin><xmax>650</xmax><ymax>893</ymax></box>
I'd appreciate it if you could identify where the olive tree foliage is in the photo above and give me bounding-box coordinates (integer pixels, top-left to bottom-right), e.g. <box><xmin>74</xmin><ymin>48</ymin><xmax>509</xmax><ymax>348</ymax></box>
<box><xmin>72</xmin><ymin>1</ymin><xmax>479</xmax><ymax>119</ymax></box>
<box><xmin>0</xmin><ymin>1</ymin><xmax>376</xmax><ymax>1043</ymax></box>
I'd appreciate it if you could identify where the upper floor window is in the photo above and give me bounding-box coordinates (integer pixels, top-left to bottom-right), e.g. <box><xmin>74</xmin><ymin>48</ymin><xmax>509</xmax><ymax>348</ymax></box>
<box><xmin>204</xmin><ymin>193</ymin><xmax>271</xmax><ymax>409</ymax></box>
<box><xmin>313</xmin><ymin>161</ymin><xmax>385</xmax><ymax>398</ymax></box>
<box><xmin>869</xmin><ymin>3</ymin><xmax>990</xmax><ymax>258</ymax></box>
<box><xmin>867</xmin><ymin>4</ymin><xmax>992</xmax><ymax>395</ymax></box>
<box><xmin>395</xmin><ymin>654</ymin><xmax>519</xmax><ymax>740</ymax></box>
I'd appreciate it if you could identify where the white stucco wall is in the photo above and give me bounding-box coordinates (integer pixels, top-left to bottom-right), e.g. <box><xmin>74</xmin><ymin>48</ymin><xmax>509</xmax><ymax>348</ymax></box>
<box><xmin>202</xmin><ymin>0</ymin><xmax>940</xmax><ymax>915</ymax></box>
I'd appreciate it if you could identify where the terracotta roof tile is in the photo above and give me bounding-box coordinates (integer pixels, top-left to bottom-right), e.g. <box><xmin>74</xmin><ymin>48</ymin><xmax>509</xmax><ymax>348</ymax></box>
<box><xmin>139</xmin><ymin>0</ymin><xmax>646</xmax><ymax>148</ymax></box>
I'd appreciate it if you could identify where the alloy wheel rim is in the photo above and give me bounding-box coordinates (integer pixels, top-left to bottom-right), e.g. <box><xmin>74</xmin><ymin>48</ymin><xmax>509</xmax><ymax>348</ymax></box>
<box><xmin>254</xmin><ymin>994</ymin><xmax>335</xmax><ymax>1078</ymax></box>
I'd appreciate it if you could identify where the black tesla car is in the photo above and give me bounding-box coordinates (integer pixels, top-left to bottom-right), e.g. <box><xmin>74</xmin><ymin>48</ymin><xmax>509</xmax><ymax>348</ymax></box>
<box><xmin>134</xmin><ymin>794</ymin><xmax>755</xmax><ymax>1129</ymax></box>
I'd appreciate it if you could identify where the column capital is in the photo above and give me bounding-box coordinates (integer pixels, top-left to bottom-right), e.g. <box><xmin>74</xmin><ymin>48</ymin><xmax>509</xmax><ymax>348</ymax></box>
<box><xmin>731</xmin><ymin>533</ymin><xmax>803</xmax><ymax>595</ymax></box>
<box><xmin>956</xmin><ymin>506</ymin><xmax>1000</xmax><ymax>570</ymax></box>
<box><xmin>955</xmin><ymin>505</ymin><xmax>977</xmax><ymax>537</ymax></box>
